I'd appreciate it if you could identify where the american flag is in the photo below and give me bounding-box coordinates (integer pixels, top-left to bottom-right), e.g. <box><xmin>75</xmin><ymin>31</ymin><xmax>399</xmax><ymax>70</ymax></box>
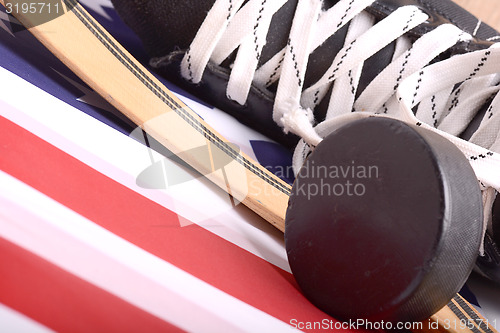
<box><xmin>0</xmin><ymin>1</ymin><xmax>498</xmax><ymax>332</ymax></box>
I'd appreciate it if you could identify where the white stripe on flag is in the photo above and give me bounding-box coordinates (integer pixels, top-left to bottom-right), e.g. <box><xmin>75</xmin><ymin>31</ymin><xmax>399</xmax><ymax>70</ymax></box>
<box><xmin>0</xmin><ymin>303</ymin><xmax>55</xmax><ymax>333</ymax></box>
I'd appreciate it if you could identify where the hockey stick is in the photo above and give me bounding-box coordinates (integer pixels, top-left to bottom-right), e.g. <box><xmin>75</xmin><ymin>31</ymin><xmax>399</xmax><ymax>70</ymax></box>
<box><xmin>1</xmin><ymin>0</ymin><xmax>496</xmax><ymax>331</ymax></box>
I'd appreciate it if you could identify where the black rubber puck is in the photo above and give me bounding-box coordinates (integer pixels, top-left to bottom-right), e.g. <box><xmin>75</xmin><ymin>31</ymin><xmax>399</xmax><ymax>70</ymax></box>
<box><xmin>285</xmin><ymin>117</ymin><xmax>483</xmax><ymax>323</ymax></box>
<box><xmin>475</xmin><ymin>197</ymin><xmax>500</xmax><ymax>282</ymax></box>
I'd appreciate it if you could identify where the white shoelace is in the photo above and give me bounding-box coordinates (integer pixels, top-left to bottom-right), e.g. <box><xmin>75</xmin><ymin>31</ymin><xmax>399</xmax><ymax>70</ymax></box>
<box><xmin>180</xmin><ymin>0</ymin><xmax>500</xmax><ymax>252</ymax></box>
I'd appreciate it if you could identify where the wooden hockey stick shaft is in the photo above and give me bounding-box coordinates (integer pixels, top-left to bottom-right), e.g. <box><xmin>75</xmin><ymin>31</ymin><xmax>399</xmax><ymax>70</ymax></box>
<box><xmin>2</xmin><ymin>1</ymin><xmax>496</xmax><ymax>331</ymax></box>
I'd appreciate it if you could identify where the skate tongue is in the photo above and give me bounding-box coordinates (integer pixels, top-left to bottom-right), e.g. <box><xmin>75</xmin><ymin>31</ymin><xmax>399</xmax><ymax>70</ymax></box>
<box><xmin>285</xmin><ymin>117</ymin><xmax>484</xmax><ymax>323</ymax></box>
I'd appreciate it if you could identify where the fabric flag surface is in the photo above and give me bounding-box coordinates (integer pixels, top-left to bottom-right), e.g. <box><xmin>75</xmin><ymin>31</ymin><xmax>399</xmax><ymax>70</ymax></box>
<box><xmin>0</xmin><ymin>0</ymin><xmax>498</xmax><ymax>332</ymax></box>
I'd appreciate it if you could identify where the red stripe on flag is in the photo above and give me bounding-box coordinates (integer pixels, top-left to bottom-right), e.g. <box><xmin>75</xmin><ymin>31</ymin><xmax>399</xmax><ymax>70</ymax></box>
<box><xmin>0</xmin><ymin>115</ymin><xmax>358</xmax><ymax>332</ymax></box>
<box><xmin>0</xmin><ymin>237</ymin><xmax>184</xmax><ymax>333</ymax></box>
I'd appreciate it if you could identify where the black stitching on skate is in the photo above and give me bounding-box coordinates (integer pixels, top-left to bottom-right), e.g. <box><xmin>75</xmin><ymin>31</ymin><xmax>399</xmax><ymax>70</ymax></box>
<box><xmin>473</xmin><ymin>19</ymin><xmax>482</xmax><ymax>37</ymax></box>
<box><xmin>470</xmin><ymin>151</ymin><xmax>494</xmax><ymax>161</ymax></box>
<box><xmin>266</xmin><ymin>56</ymin><xmax>284</xmax><ymax>87</ymax></box>
<box><xmin>448</xmin><ymin>87</ymin><xmax>462</xmax><ymax>112</ymax></box>
<box><xmin>337</xmin><ymin>0</ymin><xmax>354</xmax><ymax>28</ymax></box>
<box><xmin>348</xmin><ymin>70</ymin><xmax>355</xmax><ymax>95</ymax></box>
<box><xmin>402</xmin><ymin>10</ymin><xmax>418</xmax><ymax>32</ymax></box>
<box><xmin>468</xmin><ymin>50</ymin><xmax>492</xmax><ymax>80</ymax></box>
<box><xmin>67</xmin><ymin>0</ymin><xmax>292</xmax><ymax>196</ymax></box>
<box><xmin>313</xmin><ymin>90</ymin><xmax>320</xmax><ymax>105</ymax></box>
<box><xmin>328</xmin><ymin>39</ymin><xmax>357</xmax><ymax>81</ymax></box>
<box><xmin>411</xmin><ymin>70</ymin><xmax>424</xmax><ymax>106</ymax></box>
<box><xmin>431</xmin><ymin>95</ymin><xmax>438</xmax><ymax>127</ymax></box>
<box><xmin>227</xmin><ymin>0</ymin><xmax>233</xmax><ymax>21</ymax></box>
<box><xmin>487</xmin><ymin>104</ymin><xmax>494</xmax><ymax>119</ymax></box>
<box><xmin>186</xmin><ymin>50</ymin><xmax>194</xmax><ymax>82</ymax></box>
<box><xmin>253</xmin><ymin>0</ymin><xmax>267</xmax><ymax>61</ymax></box>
